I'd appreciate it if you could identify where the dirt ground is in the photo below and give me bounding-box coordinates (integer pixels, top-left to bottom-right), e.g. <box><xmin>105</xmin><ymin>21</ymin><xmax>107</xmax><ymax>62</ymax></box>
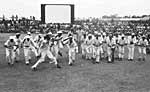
<box><xmin>0</xmin><ymin>33</ymin><xmax>150</xmax><ymax>92</ymax></box>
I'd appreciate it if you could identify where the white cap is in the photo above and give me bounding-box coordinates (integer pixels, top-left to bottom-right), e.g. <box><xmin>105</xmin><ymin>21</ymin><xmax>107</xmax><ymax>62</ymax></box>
<box><xmin>27</xmin><ymin>32</ymin><xmax>31</xmax><ymax>35</ymax></box>
<box><xmin>9</xmin><ymin>36</ymin><xmax>14</xmax><ymax>40</ymax></box>
<box><xmin>103</xmin><ymin>32</ymin><xmax>106</xmax><ymax>36</ymax></box>
<box><xmin>43</xmin><ymin>40</ymin><xmax>47</xmax><ymax>43</ymax></box>
<box><xmin>57</xmin><ymin>31</ymin><xmax>62</xmax><ymax>34</ymax></box>
<box><xmin>68</xmin><ymin>31</ymin><xmax>72</xmax><ymax>35</ymax></box>
<box><xmin>121</xmin><ymin>34</ymin><xmax>125</xmax><ymax>37</ymax></box>
<box><xmin>94</xmin><ymin>31</ymin><xmax>98</xmax><ymax>34</ymax></box>
<box><xmin>142</xmin><ymin>35</ymin><xmax>146</xmax><ymax>38</ymax></box>
<box><xmin>36</xmin><ymin>31</ymin><xmax>40</xmax><ymax>34</ymax></box>
<box><xmin>98</xmin><ymin>33</ymin><xmax>101</xmax><ymax>35</ymax></box>
<box><xmin>48</xmin><ymin>32</ymin><xmax>52</xmax><ymax>35</ymax></box>
<box><xmin>86</xmin><ymin>32</ymin><xmax>88</xmax><ymax>35</ymax></box>
<box><xmin>88</xmin><ymin>34</ymin><xmax>92</xmax><ymax>37</ymax></box>
<box><xmin>16</xmin><ymin>33</ymin><xmax>20</xmax><ymax>35</ymax></box>
<box><xmin>38</xmin><ymin>34</ymin><xmax>42</xmax><ymax>36</ymax></box>
<box><xmin>132</xmin><ymin>33</ymin><xmax>135</xmax><ymax>35</ymax></box>
<box><xmin>24</xmin><ymin>35</ymin><xmax>30</xmax><ymax>39</ymax></box>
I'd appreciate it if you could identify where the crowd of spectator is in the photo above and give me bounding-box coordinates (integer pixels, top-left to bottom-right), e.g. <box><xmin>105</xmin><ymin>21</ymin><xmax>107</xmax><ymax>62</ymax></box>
<box><xmin>75</xmin><ymin>18</ymin><xmax>150</xmax><ymax>35</ymax></box>
<box><xmin>0</xmin><ymin>15</ymin><xmax>150</xmax><ymax>35</ymax></box>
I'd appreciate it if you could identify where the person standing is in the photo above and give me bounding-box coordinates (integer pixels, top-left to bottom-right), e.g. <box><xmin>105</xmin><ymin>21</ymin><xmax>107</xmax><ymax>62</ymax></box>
<box><xmin>106</xmin><ymin>34</ymin><xmax>116</xmax><ymax>63</ymax></box>
<box><xmin>98</xmin><ymin>33</ymin><xmax>104</xmax><ymax>60</ymax></box>
<box><xmin>85</xmin><ymin>34</ymin><xmax>94</xmax><ymax>60</ymax></box>
<box><xmin>93</xmin><ymin>33</ymin><xmax>103</xmax><ymax>63</ymax></box>
<box><xmin>34</xmin><ymin>33</ymin><xmax>43</xmax><ymax>57</ymax></box>
<box><xmin>102</xmin><ymin>32</ymin><xmax>108</xmax><ymax>59</ymax></box>
<box><xmin>118</xmin><ymin>36</ymin><xmax>126</xmax><ymax>60</ymax></box>
<box><xmin>138</xmin><ymin>36</ymin><xmax>149</xmax><ymax>61</ymax></box>
<box><xmin>81</xmin><ymin>33</ymin><xmax>87</xmax><ymax>58</ymax></box>
<box><xmin>66</xmin><ymin>34</ymin><xmax>78</xmax><ymax>66</ymax></box>
<box><xmin>31</xmin><ymin>35</ymin><xmax>61</xmax><ymax>70</ymax></box>
<box><xmin>21</xmin><ymin>35</ymin><xmax>37</xmax><ymax>65</ymax></box>
<box><xmin>14</xmin><ymin>33</ymin><xmax>21</xmax><ymax>62</ymax></box>
<box><xmin>52</xmin><ymin>31</ymin><xmax>63</xmax><ymax>60</ymax></box>
<box><xmin>27</xmin><ymin>32</ymin><xmax>39</xmax><ymax>57</ymax></box>
<box><xmin>127</xmin><ymin>33</ymin><xmax>137</xmax><ymax>61</ymax></box>
<box><xmin>4</xmin><ymin>36</ymin><xmax>18</xmax><ymax>66</ymax></box>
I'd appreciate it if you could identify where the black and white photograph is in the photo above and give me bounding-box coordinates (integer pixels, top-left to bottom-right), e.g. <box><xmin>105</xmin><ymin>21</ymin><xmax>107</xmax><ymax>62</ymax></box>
<box><xmin>0</xmin><ymin>0</ymin><xmax>150</xmax><ymax>92</ymax></box>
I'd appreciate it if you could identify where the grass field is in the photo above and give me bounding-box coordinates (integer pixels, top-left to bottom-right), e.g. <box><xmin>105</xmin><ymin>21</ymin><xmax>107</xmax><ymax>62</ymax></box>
<box><xmin>0</xmin><ymin>33</ymin><xmax>150</xmax><ymax>92</ymax></box>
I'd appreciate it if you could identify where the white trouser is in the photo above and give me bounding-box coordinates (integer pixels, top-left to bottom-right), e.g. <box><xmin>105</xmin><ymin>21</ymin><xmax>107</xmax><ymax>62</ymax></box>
<box><xmin>138</xmin><ymin>46</ymin><xmax>146</xmax><ymax>58</ymax></box>
<box><xmin>35</xmin><ymin>43</ymin><xmax>41</xmax><ymax>56</ymax></box>
<box><xmin>81</xmin><ymin>44</ymin><xmax>87</xmax><ymax>56</ymax></box>
<box><xmin>30</xmin><ymin>46</ymin><xmax>38</xmax><ymax>57</ymax></box>
<box><xmin>14</xmin><ymin>48</ymin><xmax>20</xmax><ymax>61</ymax></box>
<box><xmin>6</xmin><ymin>48</ymin><xmax>15</xmax><ymax>64</ymax></box>
<box><xmin>51</xmin><ymin>45</ymin><xmax>59</xmax><ymax>59</ymax></box>
<box><xmin>119</xmin><ymin>46</ymin><xmax>125</xmax><ymax>59</ymax></box>
<box><xmin>58</xmin><ymin>41</ymin><xmax>64</xmax><ymax>49</ymax></box>
<box><xmin>128</xmin><ymin>45</ymin><xmax>135</xmax><ymax>60</ymax></box>
<box><xmin>24</xmin><ymin>47</ymin><xmax>32</xmax><ymax>64</ymax></box>
<box><xmin>75</xmin><ymin>46</ymin><xmax>78</xmax><ymax>53</ymax></box>
<box><xmin>32</xmin><ymin>49</ymin><xmax>58</xmax><ymax>68</ymax></box>
<box><xmin>68</xmin><ymin>48</ymin><xmax>76</xmax><ymax>64</ymax></box>
<box><xmin>99</xmin><ymin>45</ymin><xmax>104</xmax><ymax>54</ymax></box>
<box><xmin>115</xmin><ymin>45</ymin><xmax>119</xmax><ymax>57</ymax></box>
<box><xmin>93</xmin><ymin>46</ymin><xmax>96</xmax><ymax>59</ymax></box>
<box><xmin>97</xmin><ymin>45</ymin><xmax>103</xmax><ymax>59</ymax></box>
<box><xmin>107</xmin><ymin>46</ymin><xmax>112</xmax><ymax>62</ymax></box>
<box><xmin>86</xmin><ymin>45</ymin><xmax>94</xmax><ymax>59</ymax></box>
<box><xmin>102</xmin><ymin>43</ymin><xmax>107</xmax><ymax>58</ymax></box>
<box><xmin>95</xmin><ymin>47</ymin><xmax>100</xmax><ymax>62</ymax></box>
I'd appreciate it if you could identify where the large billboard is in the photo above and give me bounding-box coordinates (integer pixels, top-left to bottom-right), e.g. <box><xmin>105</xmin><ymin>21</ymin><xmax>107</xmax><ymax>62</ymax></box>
<box><xmin>41</xmin><ymin>4</ymin><xmax>74</xmax><ymax>24</ymax></box>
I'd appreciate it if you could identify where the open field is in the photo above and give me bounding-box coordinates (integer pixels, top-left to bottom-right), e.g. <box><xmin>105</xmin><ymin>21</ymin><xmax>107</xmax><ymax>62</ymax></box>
<box><xmin>0</xmin><ymin>33</ymin><xmax>150</xmax><ymax>92</ymax></box>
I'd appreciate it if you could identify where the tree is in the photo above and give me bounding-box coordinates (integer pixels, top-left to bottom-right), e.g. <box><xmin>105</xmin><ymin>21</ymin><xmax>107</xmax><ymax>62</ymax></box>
<box><xmin>132</xmin><ymin>15</ymin><xmax>136</xmax><ymax>18</ymax></box>
<box><xmin>2</xmin><ymin>15</ymin><xmax>5</xmax><ymax>20</ymax></box>
<box><xmin>11</xmin><ymin>15</ymin><xmax>15</xmax><ymax>21</ymax></box>
<box><xmin>102</xmin><ymin>15</ymin><xmax>109</xmax><ymax>18</ymax></box>
<box><xmin>33</xmin><ymin>16</ymin><xmax>35</xmax><ymax>20</ymax></box>
<box><xmin>15</xmin><ymin>15</ymin><xmax>18</xmax><ymax>20</ymax></box>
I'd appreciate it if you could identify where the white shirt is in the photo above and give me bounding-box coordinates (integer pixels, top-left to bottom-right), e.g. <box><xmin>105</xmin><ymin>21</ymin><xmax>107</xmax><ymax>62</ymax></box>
<box><xmin>4</xmin><ymin>39</ymin><xmax>17</xmax><ymax>50</ymax></box>
<box><xmin>22</xmin><ymin>36</ymin><xmax>35</xmax><ymax>47</ymax></box>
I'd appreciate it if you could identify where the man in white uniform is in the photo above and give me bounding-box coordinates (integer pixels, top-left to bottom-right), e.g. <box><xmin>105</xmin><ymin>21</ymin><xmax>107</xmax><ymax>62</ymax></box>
<box><xmin>27</xmin><ymin>32</ymin><xmax>39</xmax><ymax>57</ymax></box>
<box><xmin>93</xmin><ymin>32</ymin><xmax>103</xmax><ymax>63</ymax></box>
<box><xmin>81</xmin><ymin>33</ymin><xmax>87</xmax><ymax>58</ymax></box>
<box><xmin>127</xmin><ymin>33</ymin><xmax>137</xmax><ymax>61</ymax></box>
<box><xmin>102</xmin><ymin>33</ymin><xmax>107</xmax><ymax>59</ymax></box>
<box><xmin>51</xmin><ymin>31</ymin><xmax>63</xmax><ymax>60</ymax></box>
<box><xmin>98</xmin><ymin>33</ymin><xmax>104</xmax><ymax>60</ymax></box>
<box><xmin>13</xmin><ymin>33</ymin><xmax>21</xmax><ymax>62</ymax></box>
<box><xmin>118</xmin><ymin>36</ymin><xmax>126</xmax><ymax>60</ymax></box>
<box><xmin>21</xmin><ymin>35</ymin><xmax>37</xmax><ymax>65</ymax></box>
<box><xmin>4</xmin><ymin>36</ymin><xmax>18</xmax><ymax>65</ymax></box>
<box><xmin>31</xmin><ymin>35</ymin><xmax>61</xmax><ymax>70</ymax></box>
<box><xmin>114</xmin><ymin>34</ymin><xmax>120</xmax><ymax>59</ymax></box>
<box><xmin>85</xmin><ymin>34</ymin><xmax>94</xmax><ymax>60</ymax></box>
<box><xmin>138</xmin><ymin>36</ymin><xmax>149</xmax><ymax>61</ymax></box>
<box><xmin>106</xmin><ymin>34</ymin><xmax>116</xmax><ymax>63</ymax></box>
<box><xmin>34</xmin><ymin>33</ymin><xmax>43</xmax><ymax>47</ymax></box>
<box><xmin>66</xmin><ymin>34</ymin><xmax>78</xmax><ymax>66</ymax></box>
<box><xmin>34</xmin><ymin>33</ymin><xmax>43</xmax><ymax>57</ymax></box>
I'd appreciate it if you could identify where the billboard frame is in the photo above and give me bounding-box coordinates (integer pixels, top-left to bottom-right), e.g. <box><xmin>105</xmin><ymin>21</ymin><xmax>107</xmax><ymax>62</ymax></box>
<box><xmin>41</xmin><ymin>4</ymin><xmax>74</xmax><ymax>24</ymax></box>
